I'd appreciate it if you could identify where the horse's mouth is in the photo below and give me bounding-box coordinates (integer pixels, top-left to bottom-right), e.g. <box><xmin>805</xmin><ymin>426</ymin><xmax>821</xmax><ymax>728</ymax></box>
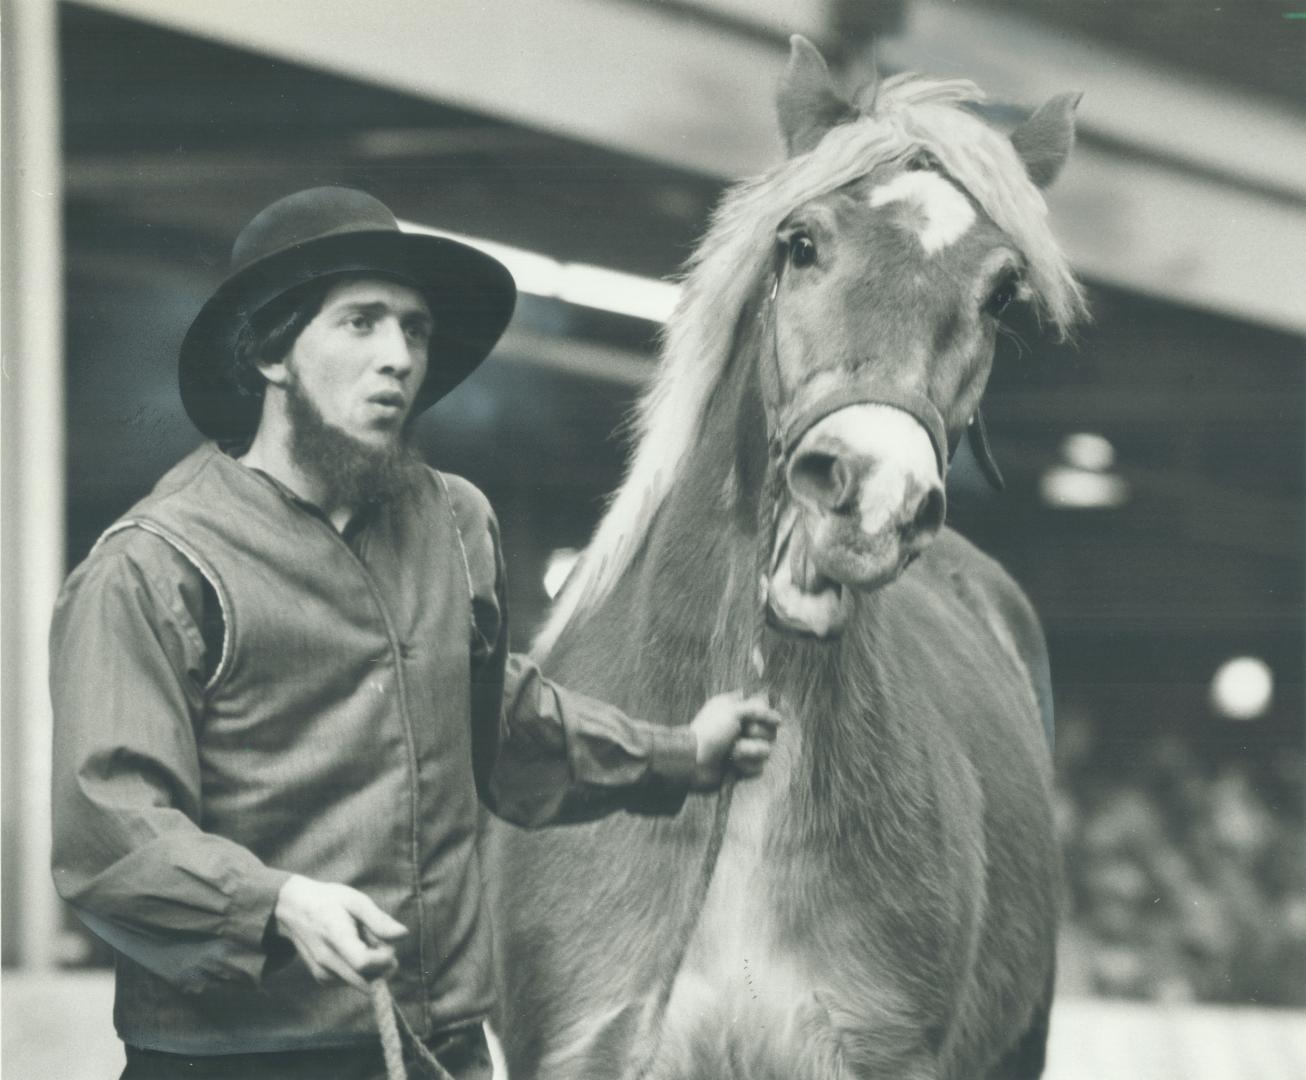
<box><xmin>763</xmin><ymin>507</ymin><xmax>853</xmax><ymax>638</ymax></box>
<box><xmin>763</xmin><ymin>504</ymin><xmax>913</xmax><ymax>638</ymax></box>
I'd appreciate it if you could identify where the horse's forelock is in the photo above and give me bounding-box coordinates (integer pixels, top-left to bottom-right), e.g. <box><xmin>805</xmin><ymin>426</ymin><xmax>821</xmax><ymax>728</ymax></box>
<box><xmin>534</xmin><ymin>76</ymin><xmax>1084</xmax><ymax>656</ymax></box>
<box><xmin>874</xmin><ymin>73</ymin><xmax>984</xmax><ymax>111</ymax></box>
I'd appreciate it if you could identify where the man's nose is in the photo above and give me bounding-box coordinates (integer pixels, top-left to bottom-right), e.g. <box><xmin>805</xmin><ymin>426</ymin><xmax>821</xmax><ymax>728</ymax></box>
<box><xmin>376</xmin><ymin>320</ymin><xmax>417</xmax><ymax>377</ymax></box>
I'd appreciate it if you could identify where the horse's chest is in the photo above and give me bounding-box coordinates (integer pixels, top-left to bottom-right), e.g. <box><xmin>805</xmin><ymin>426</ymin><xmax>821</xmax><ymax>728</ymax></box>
<box><xmin>655</xmin><ymin>724</ymin><xmax>929</xmax><ymax>1077</ymax></box>
<box><xmin>681</xmin><ymin>720</ymin><xmax>801</xmax><ymax>1000</ymax></box>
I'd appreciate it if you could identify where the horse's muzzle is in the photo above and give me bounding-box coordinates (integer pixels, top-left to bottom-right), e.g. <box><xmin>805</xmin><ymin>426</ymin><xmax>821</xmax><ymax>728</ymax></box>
<box><xmin>764</xmin><ymin>403</ymin><xmax>944</xmax><ymax>636</ymax></box>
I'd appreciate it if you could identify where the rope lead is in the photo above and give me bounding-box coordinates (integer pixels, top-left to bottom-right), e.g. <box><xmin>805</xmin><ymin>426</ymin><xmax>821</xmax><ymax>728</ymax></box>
<box><xmin>370</xmin><ymin>979</ymin><xmax>457</xmax><ymax>1080</ymax></box>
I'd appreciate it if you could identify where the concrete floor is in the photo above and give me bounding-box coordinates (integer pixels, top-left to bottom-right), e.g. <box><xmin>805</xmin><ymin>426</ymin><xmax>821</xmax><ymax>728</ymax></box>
<box><xmin>3</xmin><ymin>971</ymin><xmax>1304</xmax><ymax>1079</ymax></box>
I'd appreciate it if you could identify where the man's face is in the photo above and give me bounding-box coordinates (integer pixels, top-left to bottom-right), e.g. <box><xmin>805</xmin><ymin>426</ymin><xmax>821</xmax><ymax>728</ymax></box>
<box><xmin>283</xmin><ymin>277</ymin><xmax>432</xmax><ymax>447</ymax></box>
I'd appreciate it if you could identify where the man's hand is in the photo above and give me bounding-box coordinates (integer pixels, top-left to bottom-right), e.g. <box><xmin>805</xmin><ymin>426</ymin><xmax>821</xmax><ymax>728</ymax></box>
<box><xmin>688</xmin><ymin>690</ymin><xmax>781</xmax><ymax>789</ymax></box>
<box><xmin>273</xmin><ymin>875</ymin><xmax>408</xmax><ymax>992</ymax></box>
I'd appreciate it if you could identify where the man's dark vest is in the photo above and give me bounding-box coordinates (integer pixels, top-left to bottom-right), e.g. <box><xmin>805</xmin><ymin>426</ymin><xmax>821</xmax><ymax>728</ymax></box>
<box><xmin>103</xmin><ymin>443</ymin><xmax>495</xmax><ymax>1053</ymax></box>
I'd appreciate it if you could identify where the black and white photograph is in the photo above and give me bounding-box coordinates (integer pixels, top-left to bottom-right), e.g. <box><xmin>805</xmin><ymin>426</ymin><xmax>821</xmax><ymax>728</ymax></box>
<box><xmin>3</xmin><ymin>2</ymin><xmax>1303</xmax><ymax>1077</ymax></box>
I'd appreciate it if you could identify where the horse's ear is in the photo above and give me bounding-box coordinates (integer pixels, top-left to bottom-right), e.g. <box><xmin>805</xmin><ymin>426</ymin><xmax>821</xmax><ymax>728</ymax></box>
<box><xmin>852</xmin><ymin>53</ymin><xmax>882</xmax><ymax>114</ymax></box>
<box><xmin>777</xmin><ymin>35</ymin><xmax>857</xmax><ymax>157</ymax></box>
<box><xmin>1010</xmin><ymin>92</ymin><xmax>1082</xmax><ymax>189</ymax></box>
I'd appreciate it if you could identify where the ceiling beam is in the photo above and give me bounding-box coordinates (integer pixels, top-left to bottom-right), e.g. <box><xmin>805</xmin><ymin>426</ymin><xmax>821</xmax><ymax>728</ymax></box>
<box><xmin>67</xmin><ymin>0</ymin><xmax>1306</xmax><ymax>333</ymax></box>
<box><xmin>879</xmin><ymin>0</ymin><xmax>1306</xmax><ymax>203</ymax></box>
<box><xmin>67</xmin><ymin>0</ymin><xmax>789</xmax><ymax>176</ymax></box>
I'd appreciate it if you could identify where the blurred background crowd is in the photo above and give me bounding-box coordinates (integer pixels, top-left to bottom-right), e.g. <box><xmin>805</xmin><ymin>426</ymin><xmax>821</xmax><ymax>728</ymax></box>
<box><xmin>1057</xmin><ymin>708</ymin><xmax>1304</xmax><ymax>1006</ymax></box>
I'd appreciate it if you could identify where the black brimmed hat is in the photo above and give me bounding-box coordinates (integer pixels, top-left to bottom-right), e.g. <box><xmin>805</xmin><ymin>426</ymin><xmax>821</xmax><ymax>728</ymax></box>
<box><xmin>179</xmin><ymin>186</ymin><xmax>516</xmax><ymax>440</ymax></box>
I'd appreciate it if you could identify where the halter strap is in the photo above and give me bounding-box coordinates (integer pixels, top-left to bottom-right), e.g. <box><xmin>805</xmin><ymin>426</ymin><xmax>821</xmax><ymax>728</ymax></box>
<box><xmin>780</xmin><ymin>383</ymin><xmax>948</xmax><ymax>478</ymax></box>
<box><xmin>967</xmin><ymin>409</ymin><xmax>1005</xmax><ymax>491</ymax></box>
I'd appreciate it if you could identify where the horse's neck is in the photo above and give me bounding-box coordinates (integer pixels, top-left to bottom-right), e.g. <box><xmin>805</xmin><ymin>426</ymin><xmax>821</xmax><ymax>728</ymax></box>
<box><xmin>556</xmin><ymin>330</ymin><xmax>930</xmax><ymax>849</ymax></box>
<box><xmin>631</xmin><ymin>340</ymin><xmax>926</xmax><ymax>810</ymax></box>
<box><xmin>590</xmin><ymin>314</ymin><xmax>897</xmax><ymax>719</ymax></box>
<box><xmin>630</xmin><ymin>478</ymin><xmax>924</xmax><ymax>838</ymax></box>
<box><xmin>627</xmin><ymin>431</ymin><xmax>762</xmax><ymax>698</ymax></box>
<box><xmin>548</xmin><ymin>325</ymin><xmax>766</xmax><ymax>717</ymax></box>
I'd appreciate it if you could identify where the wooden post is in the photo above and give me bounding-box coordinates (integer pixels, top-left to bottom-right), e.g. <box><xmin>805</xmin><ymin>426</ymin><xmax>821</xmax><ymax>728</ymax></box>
<box><xmin>1</xmin><ymin>0</ymin><xmax>67</xmax><ymax>971</ymax></box>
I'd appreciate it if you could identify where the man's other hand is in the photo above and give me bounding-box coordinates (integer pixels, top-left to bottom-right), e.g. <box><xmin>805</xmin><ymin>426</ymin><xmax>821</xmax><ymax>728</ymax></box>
<box><xmin>688</xmin><ymin>690</ymin><xmax>781</xmax><ymax>789</ymax></box>
<box><xmin>273</xmin><ymin>875</ymin><xmax>408</xmax><ymax>991</ymax></box>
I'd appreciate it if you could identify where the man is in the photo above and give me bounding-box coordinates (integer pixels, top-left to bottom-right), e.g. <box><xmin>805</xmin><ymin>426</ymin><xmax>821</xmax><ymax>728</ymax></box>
<box><xmin>50</xmin><ymin>187</ymin><xmax>779</xmax><ymax>1079</ymax></box>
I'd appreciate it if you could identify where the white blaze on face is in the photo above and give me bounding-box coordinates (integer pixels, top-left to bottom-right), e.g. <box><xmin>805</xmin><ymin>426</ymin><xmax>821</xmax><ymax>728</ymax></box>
<box><xmin>869</xmin><ymin>171</ymin><xmax>976</xmax><ymax>254</ymax></box>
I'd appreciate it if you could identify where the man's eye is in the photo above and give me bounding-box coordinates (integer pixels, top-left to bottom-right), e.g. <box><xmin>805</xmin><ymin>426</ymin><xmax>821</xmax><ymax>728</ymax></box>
<box><xmin>405</xmin><ymin>323</ymin><xmax>432</xmax><ymax>343</ymax></box>
<box><xmin>347</xmin><ymin>314</ymin><xmax>374</xmax><ymax>331</ymax></box>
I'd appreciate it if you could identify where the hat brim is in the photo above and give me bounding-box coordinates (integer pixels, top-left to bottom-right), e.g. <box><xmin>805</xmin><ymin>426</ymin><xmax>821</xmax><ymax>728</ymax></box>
<box><xmin>179</xmin><ymin>230</ymin><xmax>516</xmax><ymax>440</ymax></box>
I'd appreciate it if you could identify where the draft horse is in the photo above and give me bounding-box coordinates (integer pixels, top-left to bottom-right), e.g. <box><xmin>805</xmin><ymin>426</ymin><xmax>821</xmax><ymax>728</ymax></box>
<box><xmin>486</xmin><ymin>37</ymin><xmax>1087</xmax><ymax>1080</ymax></box>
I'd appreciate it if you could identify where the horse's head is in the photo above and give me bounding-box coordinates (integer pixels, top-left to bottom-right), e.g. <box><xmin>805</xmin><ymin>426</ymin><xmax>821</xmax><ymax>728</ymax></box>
<box><xmin>531</xmin><ymin>38</ymin><xmax>1085</xmax><ymax>661</ymax></box>
<box><xmin>760</xmin><ymin>38</ymin><xmax>1081</xmax><ymax>638</ymax></box>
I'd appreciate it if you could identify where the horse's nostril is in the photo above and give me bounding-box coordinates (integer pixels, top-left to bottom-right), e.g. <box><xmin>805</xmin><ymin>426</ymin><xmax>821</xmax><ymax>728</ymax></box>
<box><xmin>789</xmin><ymin>451</ymin><xmax>855</xmax><ymax>512</ymax></box>
<box><xmin>913</xmin><ymin>487</ymin><xmax>946</xmax><ymax>535</ymax></box>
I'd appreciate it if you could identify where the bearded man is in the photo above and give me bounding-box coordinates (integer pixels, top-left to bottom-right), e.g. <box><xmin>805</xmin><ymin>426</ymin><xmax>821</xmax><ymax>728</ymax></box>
<box><xmin>49</xmin><ymin>187</ymin><xmax>779</xmax><ymax>1080</ymax></box>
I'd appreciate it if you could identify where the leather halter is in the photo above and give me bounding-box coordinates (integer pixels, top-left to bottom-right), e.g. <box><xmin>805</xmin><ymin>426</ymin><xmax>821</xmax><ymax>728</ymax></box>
<box><xmin>760</xmin><ymin>271</ymin><xmax>1006</xmax><ymax>491</ymax></box>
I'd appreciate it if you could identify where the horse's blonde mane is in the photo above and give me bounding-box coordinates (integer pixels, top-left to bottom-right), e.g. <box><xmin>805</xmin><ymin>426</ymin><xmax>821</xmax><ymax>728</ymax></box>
<box><xmin>535</xmin><ymin>75</ymin><xmax>1086</xmax><ymax>655</ymax></box>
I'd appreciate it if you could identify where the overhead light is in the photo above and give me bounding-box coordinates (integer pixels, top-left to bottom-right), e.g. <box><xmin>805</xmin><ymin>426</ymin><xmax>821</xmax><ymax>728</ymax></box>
<box><xmin>543</xmin><ymin>547</ymin><xmax>581</xmax><ymax>600</ymax></box>
<box><xmin>556</xmin><ymin>262</ymin><xmax>680</xmax><ymax>324</ymax></box>
<box><xmin>398</xmin><ymin>219</ymin><xmax>680</xmax><ymax>323</ymax></box>
<box><xmin>1210</xmin><ymin>656</ymin><xmax>1274</xmax><ymax>721</ymax></box>
<box><xmin>1061</xmin><ymin>432</ymin><xmax>1116</xmax><ymax>472</ymax></box>
<box><xmin>1041</xmin><ymin>431</ymin><xmax>1129</xmax><ymax>509</ymax></box>
<box><xmin>1039</xmin><ymin>466</ymin><xmax>1130</xmax><ymax>509</ymax></box>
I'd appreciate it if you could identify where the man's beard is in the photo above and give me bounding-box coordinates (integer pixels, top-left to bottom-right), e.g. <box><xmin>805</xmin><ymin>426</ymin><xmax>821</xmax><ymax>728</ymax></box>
<box><xmin>284</xmin><ymin>376</ymin><xmax>422</xmax><ymax>511</ymax></box>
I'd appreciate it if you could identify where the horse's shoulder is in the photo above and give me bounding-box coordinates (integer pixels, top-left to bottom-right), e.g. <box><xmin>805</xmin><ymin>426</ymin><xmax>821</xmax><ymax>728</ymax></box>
<box><xmin>928</xmin><ymin>527</ymin><xmax>1054</xmax><ymax>748</ymax></box>
<box><xmin>930</xmin><ymin>527</ymin><xmax>1035</xmax><ymax>618</ymax></box>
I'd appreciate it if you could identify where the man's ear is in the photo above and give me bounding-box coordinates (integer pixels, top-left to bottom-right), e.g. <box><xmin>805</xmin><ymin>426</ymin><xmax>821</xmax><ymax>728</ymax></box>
<box><xmin>1010</xmin><ymin>92</ymin><xmax>1082</xmax><ymax>189</ymax></box>
<box><xmin>777</xmin><ymin>35</ymin><xmax>858</xmax><ymax>157</ymax></box>
<box><xmin>255</xmin><ymin>355</ymin><xmax>290</xmax><ymax>389</ymax></box>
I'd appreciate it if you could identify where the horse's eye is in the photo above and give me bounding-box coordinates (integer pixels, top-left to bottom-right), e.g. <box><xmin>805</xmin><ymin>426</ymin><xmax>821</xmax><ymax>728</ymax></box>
<box><xmin>788</xmin><ymin>233</ymin><xmax>817</xmax><ymax>269</ymax></box>
<box><xmin>984</xmin><ymin>273</ymin><xmax>1021</xmax><ymax>317</ymax></box>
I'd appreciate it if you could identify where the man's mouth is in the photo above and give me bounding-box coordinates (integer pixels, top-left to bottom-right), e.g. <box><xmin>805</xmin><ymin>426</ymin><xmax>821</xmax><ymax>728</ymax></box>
<box><xmin>367</xmin><ymin>391</ymin><xmax>407</xmax><ymax>416</ymax></box>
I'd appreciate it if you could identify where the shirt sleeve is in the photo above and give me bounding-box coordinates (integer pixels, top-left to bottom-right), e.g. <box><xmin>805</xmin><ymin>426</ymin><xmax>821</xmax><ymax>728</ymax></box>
<box><xmin>49</xmin><ymin>528</ymin><xmax>291</xmax><ymax>993</ymax></box>
<box><xmin>445</xmin><ymin>477</ymin><xmax>698</xmax><ymax>827</ymax></box>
